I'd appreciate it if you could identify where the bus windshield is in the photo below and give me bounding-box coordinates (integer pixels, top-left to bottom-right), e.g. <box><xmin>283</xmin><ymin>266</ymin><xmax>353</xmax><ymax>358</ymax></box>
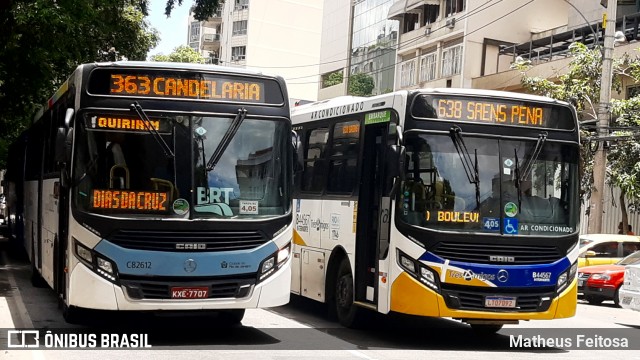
<box><xmin>73</xmin><ymin>112</ymin><xmax>290</xmax><ymax>219</ymax></box>
<box><xmin>398</xmin><ymin>132</ymin><xmax>579</xmax><ymax>236</ymax></box>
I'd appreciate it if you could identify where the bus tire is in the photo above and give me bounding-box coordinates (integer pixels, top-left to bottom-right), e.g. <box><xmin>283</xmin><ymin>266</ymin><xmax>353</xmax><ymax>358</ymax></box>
<box><xmin>470</xmin><ymin>323</ymin><xmax>503</xmax><ymax>335</ymax></box>
<box><xmin>30</xmin><ymin>265</ymin><xmax>47</xmax><ymax>288</ymax></box>
<box><xmin>218</xmin><ymin>309</ymin><xmax>245</xmax><ymax>326</ymax></box>
<box><xmin>62</xmin><ymin>304</ymin><xmax>83</xmax><ymax>325</ymax></box>
<box><xmin>334</xmin><ymin>258</ymin><xmax>363</xmax><ymax>328</ymax></box>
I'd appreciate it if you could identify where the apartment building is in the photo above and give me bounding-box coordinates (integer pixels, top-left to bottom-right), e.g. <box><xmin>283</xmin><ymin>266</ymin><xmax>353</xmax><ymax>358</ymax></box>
<box><xmin>187</xmin><ymin>0</ymin><xmax>324</xmax><ymax>101</ymax></box>
<box><xmin>318</xmin><ymin>0</ymin><xmax>399</xmax><ymax>100</ymax></box>
<box><xmin>389</xmin><ymin>0</ymin><xmax>571</xmax><ymax>91</ymax></box>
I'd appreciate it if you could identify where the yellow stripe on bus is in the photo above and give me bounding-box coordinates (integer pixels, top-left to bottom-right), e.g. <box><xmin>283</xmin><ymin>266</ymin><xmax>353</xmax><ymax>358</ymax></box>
<box><xmin>293</xmin><ymin>229</ymin><xmax>307</xmax><ymax>246</ymax></box>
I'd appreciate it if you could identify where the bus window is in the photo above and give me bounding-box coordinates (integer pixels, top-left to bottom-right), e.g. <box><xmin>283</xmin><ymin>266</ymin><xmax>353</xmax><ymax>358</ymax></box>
<box><xmin>327</xmin><ymin>120</ymin><xmax>360</xmax><ymax>194</ymax></box>
<box><xmin>302</xmin><ymin>127</ymin><xmax>329</xmax><ymax>192</ymax></box>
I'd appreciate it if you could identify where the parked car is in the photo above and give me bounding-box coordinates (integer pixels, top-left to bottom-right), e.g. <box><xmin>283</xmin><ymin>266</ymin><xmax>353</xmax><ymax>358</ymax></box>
<box><xmin>578</xmin><ymin>250</ymin><xmax>640</xmax><ymax>306</ymax></box>
<box><xmin>577</xmin><ymin>234</ymin><xmax>640</xmax><ymax>267</ymax></box>
<box><xmin>0</xmin><ymin>194</ymin><xmax>5</xmax><ymax>225</ymax></box>
<box><xmin>619</xmin><ymin>261</ymin><xmax>640</xmax><ymax>312</ymax></box>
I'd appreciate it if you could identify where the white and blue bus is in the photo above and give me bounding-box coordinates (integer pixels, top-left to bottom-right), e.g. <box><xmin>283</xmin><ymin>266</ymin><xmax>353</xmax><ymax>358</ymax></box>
<box><xmin>290</xmin><ymin>88</ymin><xmax>579</xmax><ymax>333</ymax></box>
<box><xmin>5</xmin><ymin>61</ymin><xmax>293</xmax><ymax>324</ymax></box>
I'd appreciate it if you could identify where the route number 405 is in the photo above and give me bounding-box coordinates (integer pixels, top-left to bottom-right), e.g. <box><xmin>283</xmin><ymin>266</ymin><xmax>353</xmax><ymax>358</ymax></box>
<box><xmin>483</xmin><ymin>218</ymin><xmax>500</xmax><ymax>230</ymax></box>
<box><xmin>240</xmin><ymin>200</ymin><xmax>259</xmax><ymax>214</ymax></box>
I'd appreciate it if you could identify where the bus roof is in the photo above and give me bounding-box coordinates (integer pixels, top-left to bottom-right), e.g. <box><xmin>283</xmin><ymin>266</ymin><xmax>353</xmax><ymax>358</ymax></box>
<box><xmin>85</xmin><ymin>61</ymin><xmax>279</xmax><ymax>78</ymax></box>
<box><xmin>291</xmin><ymin>88</ymin><xmax>573</xmax><ymax>124</ymax></box>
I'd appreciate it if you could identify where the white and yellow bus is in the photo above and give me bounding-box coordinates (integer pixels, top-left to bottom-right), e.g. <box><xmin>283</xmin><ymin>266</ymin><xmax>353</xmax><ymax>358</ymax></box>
<box><xmin>290</xmin><ymin>88</ymin><xmax>580</xmax><ymax>333</ymax></box>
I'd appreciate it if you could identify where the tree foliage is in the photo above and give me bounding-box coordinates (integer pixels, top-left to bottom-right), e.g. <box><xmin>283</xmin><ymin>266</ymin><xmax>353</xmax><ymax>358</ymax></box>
<box><xmin>0</xmin><ymin>0</ymin><xmax>160</xmax><ymax>167</ymax></box>
<box><xmin>516</xmin><ymin>42</ymin><xmax>640</xmax><ymax>229</ymax></box>
<box><xmin>151</xmin><ymin>45</ymin><xmax>205</xmax><ymax>63</ymax></box>
<box><xmin>348</xmin><ymin>73</ymin><xmax>375</xmax><ymax>96</ymax></box>
<box><xmin>163</xmin><ymin>0</ymin><xmax>222</xmax><ymax>21</ymax></box>
<box><xmin>323</xmin><ymin>70</ymin><xmax>343</xmax><ymax>88</ymax></box>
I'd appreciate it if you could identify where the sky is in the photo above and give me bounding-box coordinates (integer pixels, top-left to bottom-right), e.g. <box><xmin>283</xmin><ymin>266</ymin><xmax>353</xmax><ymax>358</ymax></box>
<box><xmin>146</xmin><ymin>0</ymin><xmax>192</xmax><ymax>58</ymax></box>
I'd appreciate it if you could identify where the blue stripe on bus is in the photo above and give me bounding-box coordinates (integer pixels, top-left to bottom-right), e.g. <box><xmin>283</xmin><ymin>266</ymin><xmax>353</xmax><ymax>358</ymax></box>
<box><xmin>94</xmin><ymin>240</ymin><xmax>278</xmax><ymax>277</ymax></box>
<box><xmin>419</xmin><ymin>251</ymin><xmax>572</xmax><ymax>287</ymax></box>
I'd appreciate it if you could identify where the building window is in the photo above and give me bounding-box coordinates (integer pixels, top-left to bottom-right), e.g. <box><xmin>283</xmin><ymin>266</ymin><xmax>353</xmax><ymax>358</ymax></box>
<box><xmin>235</xmin><ymin>0</ymin><xmax>248</xmax><ymax>10</ymax></box>
<box><xmin>189</xmin><ymin>22</ymin><xmax>200</xmax><ymax>42</ymax></box>
<box><xmin>422</xmin><ymin>5</ymin><xmax>439</xmax><ymax>26</ymax></box>
<box><xmin>445</xmin><ymin>0</ymin><xmax>465</xmax><ymax>17</ymax></box>
<box><xmin>402</xmin><ymin>13</ymin><xmax>419</xmax><ymax>34</ymax></box>
<box><xmin>441</xmin><ymin>44</ymin><xmax>463</xmax><ymax>77</ymax></box>
<box><xmin>231</xmin><ymin>46</ymin><xmax>246</xmax><ymax>61</ymax></box>
<box><xmin>627</xmin><ymin>85</ymin><xmax>640</xmax><ymax>99</ymax></box>
<box><xmin>419</xmin><ymin>53</ymin><xmax>437</xmax><ymax>82</ymax></box>
<box><xmin>400</xmin><ymin>59</ymin><xmax>416</xmax><ymax>87</ymax></box>
<box><xmin>233</xmin><ymin>20</ymin><xmax>247</xmax><ymax>35</ymax></box>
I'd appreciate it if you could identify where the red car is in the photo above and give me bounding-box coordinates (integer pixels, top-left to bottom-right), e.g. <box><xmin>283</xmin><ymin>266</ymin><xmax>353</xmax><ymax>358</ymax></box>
<box><xmin>578</xmin><ymin>250</ymin><xmax>640</xmax><ymax>306</ymax></box>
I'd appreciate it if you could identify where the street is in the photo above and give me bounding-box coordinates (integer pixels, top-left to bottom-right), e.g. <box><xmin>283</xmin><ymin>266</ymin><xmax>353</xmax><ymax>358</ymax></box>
<box><xmin>1</xmin><ymin>236</ymin><xmax>640</xmax><ymax>360</ymax></box>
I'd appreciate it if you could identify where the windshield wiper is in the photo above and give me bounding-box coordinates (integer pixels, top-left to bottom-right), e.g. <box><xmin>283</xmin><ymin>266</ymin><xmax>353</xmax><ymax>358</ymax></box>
<box><xmin>520</xmin><ymin>131</ymin><xmax>547</xmax><ymax>181</ymax></box>
<box><xmin>514</xmin><ymin>148</ymin><xmax>522</xmax><ymax>209</ymax></box>
<box><xmin>130</xmin><ymin>102</ymin><xmax>175</xmax><ymax>159</ymax></box>
<box><xmin>449</xmin><ymin>126</ymin><xmax>480</xmax><ymax>209</ymax></box>
<box><xmin>206</xmin><ymin>108</ymin><xmax>247</xmax><ymax>172</ymax></box>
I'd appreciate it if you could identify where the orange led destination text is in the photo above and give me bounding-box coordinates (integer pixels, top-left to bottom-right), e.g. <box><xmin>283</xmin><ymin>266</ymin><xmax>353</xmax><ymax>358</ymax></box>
<box><xmin>342</xmin><ymin>124</ymin><xmax>360</xmax><ymax>135</ymax></box>
<box><xmin>110</xmin><ymin>74</ymin><xmax>263</xmax><ymax>101</ymax></box>
<box><xmin>92</xmin><ymin>190</ymin><xmax>168</xmax><ymax>211</ymax></box>
<box><xmin>437</xmin><ymin>99</ymin><xmax>545</xmax><ymax>126</ymax></box>
<box><xmin>94</xmin><ymin>117</ymin><xmax>160</xmax><ymax>131</ymax></box>
<box><xmin>436</xmin><ymin>211</ymin><xmax>479</xmax><ymax>223</ymax></box>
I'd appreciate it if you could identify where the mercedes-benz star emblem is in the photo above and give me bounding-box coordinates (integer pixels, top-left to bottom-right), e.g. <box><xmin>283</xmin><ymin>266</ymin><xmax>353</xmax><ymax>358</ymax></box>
<box><xmin>463</xmin><ymin>270</ymin><xmax>474</xmax><ymax>281</ymax></box>
<box><xmin>184</xmin><ymin>259</ymin><xmax>197</xmax><ymax>273</ymax></box>
<box><xmin>497</xmin><ymin>269</ymin><xmax>509</xmax><ymax>282</ymax></box>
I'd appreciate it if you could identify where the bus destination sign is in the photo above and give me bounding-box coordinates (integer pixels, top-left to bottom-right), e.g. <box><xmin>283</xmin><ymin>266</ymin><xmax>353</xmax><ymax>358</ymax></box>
<box><xmin>412</xmin><ymin>95</ymin><xmax>575</xmax><ymax>130</ymax></box>
<box><xmin>85</xmin><ymin>115</ymin><xmax>172</xmax><ymax>134</ymax></box>
<box><xmin>109</xmin><ymin>74</ymin><xmax>264</xmax><ymax>102</ymax></box>
<box><xmin>88</xmin><ymin>68</ymin><xmax>287</xmax><ymax>104</ymax></box>
<box><xmin>92</xmin><ymin>189</ymin><xmax>169</xmax><ymax>213</ymax></box>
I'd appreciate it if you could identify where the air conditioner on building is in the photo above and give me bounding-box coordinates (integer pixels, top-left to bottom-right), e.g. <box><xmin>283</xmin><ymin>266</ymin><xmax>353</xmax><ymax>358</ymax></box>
<box><xmin>232</xmin><ymin>55</ymin><xmax>239</xmax><ymax>61</ymax></box>
<box><xmin>446</xmin><ymin>18</ymin><xmax>456</xmax><ymax>29</ymax></box>
<box><xmin>425</xmin><ymin>27</ymin><xmax>432</xmax><ymax>36</ymax></box>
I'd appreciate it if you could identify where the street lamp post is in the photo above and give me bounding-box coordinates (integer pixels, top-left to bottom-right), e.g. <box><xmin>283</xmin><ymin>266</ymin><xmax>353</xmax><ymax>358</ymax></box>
<box><xmin>588</xmin><ymin>0</ymin><xmax>617</xmax><ymax>234</ymax></box>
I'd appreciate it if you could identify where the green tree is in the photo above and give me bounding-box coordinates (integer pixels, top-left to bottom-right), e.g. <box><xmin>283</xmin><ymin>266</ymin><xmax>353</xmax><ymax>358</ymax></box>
<box><xmin>164</xmin><ymin>0</ymin><xmax>222</xmax><ymax>21</ymax></box>
<box><xmin>516</xmin><ymin>42</ymin><xmax>640</xmax><ymax>232</ymax></box>
<box><xmin>151</xmin><ymin>45</ymin><xmax>205</xmax><ymax>63</ymax></box>
<box><xmin>323</xmin><ymin>71</ymin><xmax>343</xmax><ymax>87</ymax></box>
<box><xmin>348</xmin><ymin>73</ymin><xmax>375</xmax><ymax>96</ymax></box>
<box><xmin>0</xmin><ymin>0</ymin><xmax>159</xmax><ymax>167</ymax></box>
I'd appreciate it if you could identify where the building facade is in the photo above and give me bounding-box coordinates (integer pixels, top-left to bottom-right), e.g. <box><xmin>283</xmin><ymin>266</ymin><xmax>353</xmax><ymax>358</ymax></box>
<box><xmin>318</xmin><ymin>0</ymin><xmax>399</xmax><ymax>100</ymax></box>
<box><xmin>187</xmin><ymin>0</ymin><xmax>324</xmax><ymax>101</ymax></box>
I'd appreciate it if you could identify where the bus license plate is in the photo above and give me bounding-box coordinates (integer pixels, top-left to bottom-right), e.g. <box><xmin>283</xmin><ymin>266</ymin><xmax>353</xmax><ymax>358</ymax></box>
<box><xmin>171</xmin><ymin>286</ymin><xmax>209</xmax><ymax>299</ymax></box>
<box><xmin>485</xmin><ymin>296</ymin><xmax>516</xmax><ymax>308</ymax></box>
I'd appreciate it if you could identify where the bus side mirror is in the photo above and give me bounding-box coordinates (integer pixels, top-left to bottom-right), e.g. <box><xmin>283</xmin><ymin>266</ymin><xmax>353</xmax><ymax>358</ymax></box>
<box><xmin>291</xmin><ymin>130</ymin><xmax>302</xmax><ymax>172</ymax></box>
<box><xmin>386</xmin><ymin>145</ymin><xmax>406</xmax><ymax>181</ymax></box>
<box><xmin>585</xmin><ymin>250</ymin><xmax>597</xmax><ymax>258</ymax></box>
<box><xmin>55</xmin><ymin>127</ymin><xmax>68</xmax><ymax>164</ymax></box>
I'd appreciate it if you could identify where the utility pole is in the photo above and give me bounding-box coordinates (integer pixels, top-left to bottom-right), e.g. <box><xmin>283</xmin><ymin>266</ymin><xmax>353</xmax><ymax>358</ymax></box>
<box><xmin>588</xmin><ymin>0</ymin><xmax>617</xmax><ymax>234</ymax></box>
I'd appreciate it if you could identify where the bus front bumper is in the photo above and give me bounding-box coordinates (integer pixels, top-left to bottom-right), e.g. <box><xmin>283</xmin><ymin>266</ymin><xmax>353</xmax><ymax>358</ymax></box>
<box><xmin>390</xmin><ymin>272</ymin><xmax>577</xmax><ymax>321</ymax></box>
<box><xmin>67</xmin><ymin>259</ymin><xmax>291</xmax><ymax>311</ymax></box>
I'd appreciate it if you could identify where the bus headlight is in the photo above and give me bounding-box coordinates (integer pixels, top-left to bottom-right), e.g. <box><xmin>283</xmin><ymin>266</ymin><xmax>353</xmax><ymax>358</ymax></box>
<box><xmin>258</xmin><ymin>241</ymin><xmax>291</xmax><ymax>283</ymax></box>
<box><xmin>74</xmin><ymin>239</ymin><xmax>119</xmax><ymax>284</ymax></box>
<box><xmin>397</xmin><ymin>250</ymin><xmax>440</xmax><ymax>293</ymax></box>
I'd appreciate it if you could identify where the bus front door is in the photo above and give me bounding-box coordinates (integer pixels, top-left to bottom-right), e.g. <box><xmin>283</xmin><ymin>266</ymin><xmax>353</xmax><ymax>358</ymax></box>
<box><xmin>354</xmin><ymin>122</ymin><xmax>390</xmax><ymax>306</ymax></box>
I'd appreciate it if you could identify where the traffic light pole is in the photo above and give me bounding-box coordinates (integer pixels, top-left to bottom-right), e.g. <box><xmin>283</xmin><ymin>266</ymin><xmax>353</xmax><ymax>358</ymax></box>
<box><xmin>588</xmin><ymin>0</ymin><xmax>617</xmax><ymax>234</ymax></box>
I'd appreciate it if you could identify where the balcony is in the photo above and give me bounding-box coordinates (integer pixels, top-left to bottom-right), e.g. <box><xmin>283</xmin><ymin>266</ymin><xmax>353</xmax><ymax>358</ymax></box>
<box><xmin>201</xmin><ymin>33</ymin><xmax>221</xmax><ymax>52</ymax></box>
<box><xmin>203</xmin><ymin>10</ymin><xmax>223</xmax><ymax>28</ymax></box>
